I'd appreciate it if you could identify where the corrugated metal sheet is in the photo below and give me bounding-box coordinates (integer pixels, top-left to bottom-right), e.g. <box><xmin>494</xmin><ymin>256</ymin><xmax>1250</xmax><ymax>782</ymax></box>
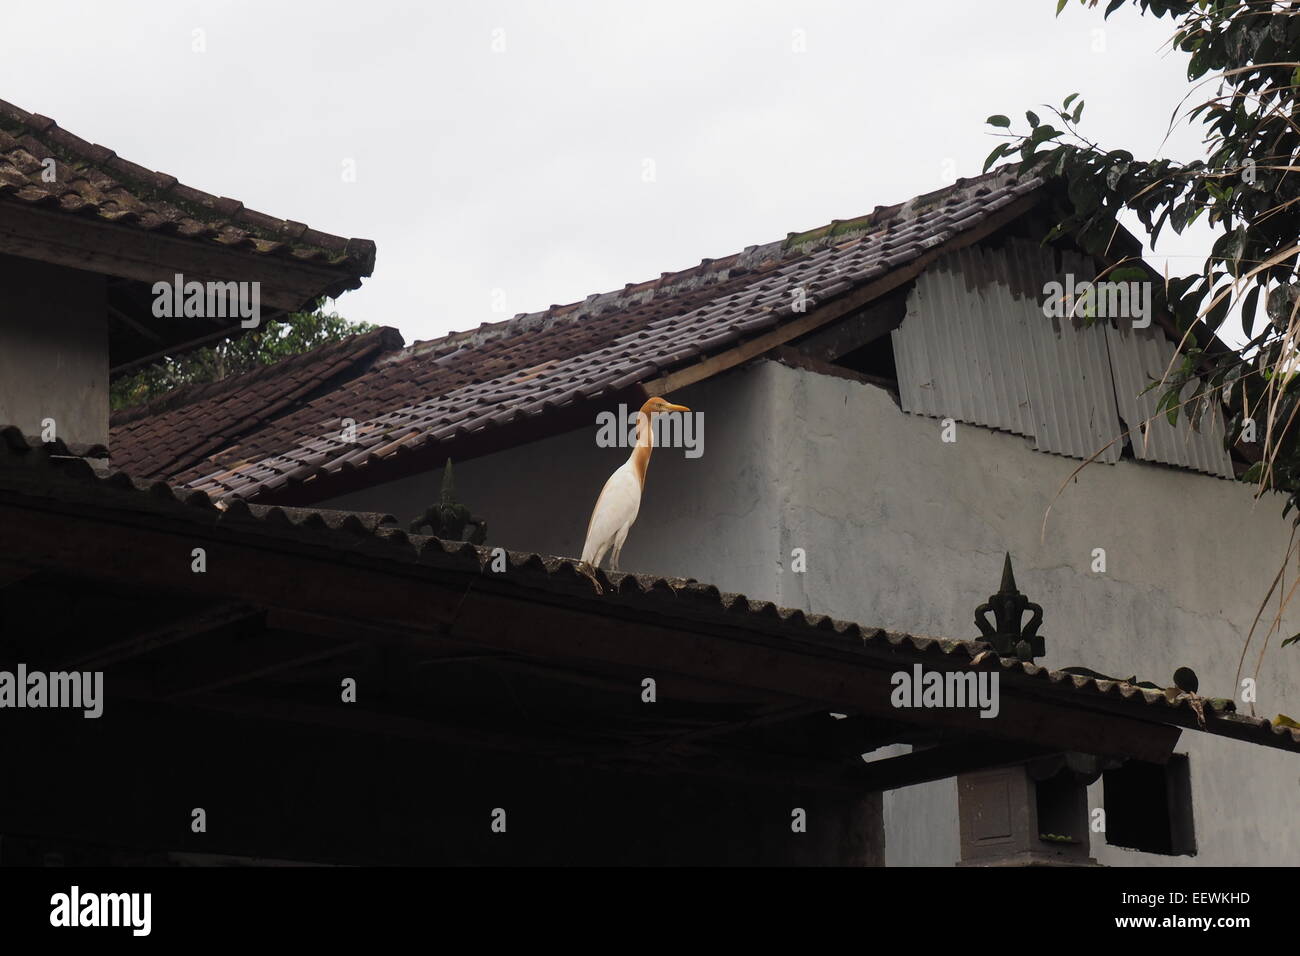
<box><xmin>893</xmin><ymin>242</ymin><xmax>1122</xmax><ymax>463</ymax></box>
<box><xmin>1106</xmin><ymin>322</ymin><xmax>1234</xmax><ymax>477</ymax></box>
<box><xmin>892</xmin><ymin>239</ymin><xmax>1234</xmax><ymax>478</ymax></box>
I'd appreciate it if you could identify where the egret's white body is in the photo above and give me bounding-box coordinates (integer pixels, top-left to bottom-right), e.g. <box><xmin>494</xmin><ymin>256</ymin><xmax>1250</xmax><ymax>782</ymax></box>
<box><xmin>581</xmin><ymin>396</ymin><xmax>690</xmax><ymax>571</ymax></box>
<box><xmin>581</xmin><ymin>458</ymin><xmax>642</xmax><ymax>569</ymax></box>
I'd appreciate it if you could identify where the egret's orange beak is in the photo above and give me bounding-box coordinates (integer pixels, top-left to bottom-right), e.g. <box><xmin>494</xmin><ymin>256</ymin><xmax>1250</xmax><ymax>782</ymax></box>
<box><xmin>665</xmin><ymin>402</ymin><xmax>690</xmax><ymax>413</ymax></box>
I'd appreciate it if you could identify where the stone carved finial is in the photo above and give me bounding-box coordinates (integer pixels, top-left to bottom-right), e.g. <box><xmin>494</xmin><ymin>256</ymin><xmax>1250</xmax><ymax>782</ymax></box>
<box><xmin>974</xmin><ymin>553</ymin><xmax>1044</xmax><ymax>662</ymax></box>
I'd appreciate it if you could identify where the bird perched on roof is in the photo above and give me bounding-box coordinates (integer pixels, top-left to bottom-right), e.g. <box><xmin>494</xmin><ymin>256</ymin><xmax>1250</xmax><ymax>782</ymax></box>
<box><xmin>581</xmin><ymin>396</ymin><xmax>690</xmax><ymax>573</ymax></box>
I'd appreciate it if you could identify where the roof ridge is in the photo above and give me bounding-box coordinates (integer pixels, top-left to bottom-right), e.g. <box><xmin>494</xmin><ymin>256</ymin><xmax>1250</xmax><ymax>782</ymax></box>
<box><xmin>782</xmin><ymin>165</ymin><xmax>1024</xmax><ymax>253</ymax></box>
<box><xmin>388</xmin><ymin>249</ymin><xmax>766</xmax><ymax>366</ymax></box>
<box><xmin>390</xmin><ymin>167</ymin><xmax>1024</xmax><ymax>367</ymax></box>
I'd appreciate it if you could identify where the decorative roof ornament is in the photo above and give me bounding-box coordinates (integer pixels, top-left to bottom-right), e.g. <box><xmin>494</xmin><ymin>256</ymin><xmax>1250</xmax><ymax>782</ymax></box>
<box><xmin>974</xmin><ymin>553</ymin><xmax>1044</xmax><ymax>662</ymax></box>
<box><xmin>409</xmin><ymin>459</ymin><xmax>487</xmax><ymax>544</ymax></box>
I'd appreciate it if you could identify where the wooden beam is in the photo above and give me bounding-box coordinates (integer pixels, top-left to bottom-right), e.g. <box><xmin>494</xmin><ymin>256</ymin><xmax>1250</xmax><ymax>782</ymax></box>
<box><xmin>267</xmin><ymin>608</ymin><xmax>783</xmax><ymax>705</ymax></box>
<box><xmin>785</xmin><ymin>292</ymin><xmax>907</xmax><ymax>363</ymax></box>
<box><xmin>588</xmin><ymin>702</ymin><xmax>830</xmax><ymax>761</ymax></box>
<box><xmin>265</xmin><ymin>608</ymin><xmax>447</xmax><ymax>647</ymax></box>
<box><xmin>443</xmin><ymin>592</ymin><xmax>1185</xmax><ymax>762</ymax></box>
<box><xmin>771</xmin><ymin>346</ymin><xmax>899</xmax><ymax>394</ymax></box>
<box><xmin>603</xmin><ymin>738</ymin><xmax>867</xmax><ymax>794</ymax></box>
<box><xmin>734</xmin><ymin>711</ymin><xmax>927</xmax><ymax>761</ymax></box>
<box><xmin>109</xmin><ymin>310</ymin><xmax>287</xmax><ymax>376</ymax></box>
<box><xmin>63</xmin><ymin>602</ymin><xmax>262</xmax><ymax>669</ymax></box>
<box><xmin>844</xmin><ymin>741</ymin><xmax>1055</xmax><ymax>791</ymax></box>
<box><xmin>0</xmin><ymin>497</ymin><xmax>1188</xmax><ymax>763</ymax></box>
<box><xmin>106</xmin><ymin>303</ymin><xmax>164</xmax><ymax>344</ymax></box>
<box><xmin>158</xmin><ymin>636</ymin><xmax>363</xmax><ymax>700</ymax></box>
<box><xmin>171</xmin><ymin>688</ymin><xmax>593</xmax><ymax>757</ymax></box>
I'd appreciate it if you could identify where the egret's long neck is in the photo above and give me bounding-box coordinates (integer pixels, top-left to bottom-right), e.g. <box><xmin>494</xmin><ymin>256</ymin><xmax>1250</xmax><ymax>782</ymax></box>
<box><xmin>628</xmin><ymin>411</ymin><xmax>653</xmax><ymax>486</ymax></box>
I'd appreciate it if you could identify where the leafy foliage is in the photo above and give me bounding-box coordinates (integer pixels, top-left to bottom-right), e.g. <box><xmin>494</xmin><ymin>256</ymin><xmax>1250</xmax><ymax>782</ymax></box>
<box><xmin>988</xmin><ymin>0</ymin><xmax>1300</xmax><ymax>519</ymax></box>
<box><xmin>110</xmin><ymin>303</ymin><xmax>376</xmax><ymax>410</ymax></box>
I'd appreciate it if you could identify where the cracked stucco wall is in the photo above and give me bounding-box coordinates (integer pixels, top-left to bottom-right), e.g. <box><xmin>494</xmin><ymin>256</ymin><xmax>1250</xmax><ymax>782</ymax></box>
<box><xmin>321</xmin><ymin>357</ymin><xmax>1300</xmax><ymax>867</ymax></box>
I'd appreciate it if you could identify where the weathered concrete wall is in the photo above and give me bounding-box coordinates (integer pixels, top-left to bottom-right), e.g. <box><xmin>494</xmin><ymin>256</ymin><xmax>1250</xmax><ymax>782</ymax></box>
<box><xmin>322</xmin><ymin>358</ymin><xmax>1300</xmax><ymax>866</ymax></box>
<box><xmin>758</xmin><ymin>358</ymin><xmax>1300</xmax><ymax>866</ymax></box>
<box><xmin>0</xmin><ymin>254</ymin><xmax>107</xmax><ymax>447</ymax></box>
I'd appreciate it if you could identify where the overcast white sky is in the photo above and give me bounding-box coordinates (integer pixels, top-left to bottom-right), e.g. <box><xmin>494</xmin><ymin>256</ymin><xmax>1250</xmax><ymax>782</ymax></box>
<box><xmin>2</xmin><ymin>0</ymin><xmax>1221</xmax><ymax>344</ymax></box>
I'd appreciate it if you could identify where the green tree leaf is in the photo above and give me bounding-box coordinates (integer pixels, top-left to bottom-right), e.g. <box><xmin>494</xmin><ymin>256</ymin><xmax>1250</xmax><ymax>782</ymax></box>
<box><xmin>110</xmin><ymin>305</ymin><xmax>377</xmax><ymax>410</ymax></box>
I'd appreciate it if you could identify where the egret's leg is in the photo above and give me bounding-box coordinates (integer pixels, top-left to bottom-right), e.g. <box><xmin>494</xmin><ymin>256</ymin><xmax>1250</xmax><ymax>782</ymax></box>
<box><xmin>611</xmin><ymin>526</ymin><xmax>630</xmax><ymax>571</ymax></box>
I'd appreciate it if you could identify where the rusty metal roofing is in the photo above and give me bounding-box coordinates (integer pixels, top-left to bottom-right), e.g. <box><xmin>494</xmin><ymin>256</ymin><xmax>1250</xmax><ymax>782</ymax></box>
<box><xmin>892</xmin><ymin>239</ymin><xmax>1235</xmax><ymax>477</ymax></box>
<box><xmin>0</xmin><ymin>98</ymin><xmax>376</xmax><ymax>290</ymax></box>
<box><xmin>4</xmin><ymin>425</ymin><xmax>1295</xmax><ymax>754</ymax></box>
<box><xmin>154</xmin><ymin>169</ymin><xmax>1044</xmax><ymax>500</ymax></box>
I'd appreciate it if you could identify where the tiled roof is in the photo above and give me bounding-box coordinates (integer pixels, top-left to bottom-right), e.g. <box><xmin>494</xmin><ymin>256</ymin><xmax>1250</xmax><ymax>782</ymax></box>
<box><xmin>165</xmin><ymin>168</ymin><xmax>1043</xmax><ymax>500</ymax></box>
<box><xmin>4</xmin><ymin>425</ymin><xmax>1297</xmax><ymax>755</ymax></box>
<box><xmin>0</xmin><ymin>98</ymin><xmax>376</xmax><ymax>293</ymax></box>
<box><xmin>109</xmin><ymin>326</ymin><xmax>404</xmax><ymax>481</ymax></box>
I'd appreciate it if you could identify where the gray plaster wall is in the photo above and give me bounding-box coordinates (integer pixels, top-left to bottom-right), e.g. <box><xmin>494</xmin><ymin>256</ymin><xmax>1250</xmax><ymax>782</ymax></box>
<box><xmin>0</xmin><ymin>254</ymin><xmax>107</xmax><ymax>447</ymax></box>
<box><xmin>321</xmin><ymin>358</ymin><xmax>1300</xmax><ymax>867</ymax></box>
<box><xmin>756</xmin><ymin>359</ymin><xmax>1300</xmax><ymax>867</ymax></box>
